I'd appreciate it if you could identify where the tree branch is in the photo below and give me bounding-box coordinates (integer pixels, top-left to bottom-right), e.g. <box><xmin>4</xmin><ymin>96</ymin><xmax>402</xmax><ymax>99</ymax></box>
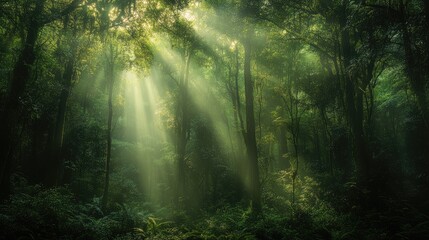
<box><xmin>43</xmin><ymin>0</ymin><xmax>83</xmax><ymax>25</ymax></box>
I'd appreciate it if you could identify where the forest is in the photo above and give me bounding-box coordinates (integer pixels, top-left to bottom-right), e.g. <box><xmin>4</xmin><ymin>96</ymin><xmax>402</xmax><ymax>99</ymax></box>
<box><xmin>1</xmin><ymin>0</ymin><xmax>429</xmax><ymax>239</ymax></box>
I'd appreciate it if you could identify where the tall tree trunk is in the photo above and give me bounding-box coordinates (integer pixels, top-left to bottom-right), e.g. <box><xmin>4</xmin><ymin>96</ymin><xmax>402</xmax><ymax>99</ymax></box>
<box><xmin>176</xmin><ymin>48</ymin><xmax>192</xmax><ymax>207</ymax></box>
<box><xmin>243</xmin><ymin>31</ymin><xmax>261</xmax><ymax>213</ymax></box>
<box><xmin>0</xmin><ymin>1</ymin><xmax>44</xmax><ymax>199</ymax></box>
<box><xmin>102</xmin><ymin>44</ymin><xmax>115</xmax><ymax>210</ymax></box>
<box><xmin>319</xmin><ymin>107</ymin><xmax>333</xmax><ymax>175</ymax></box>
<box><xmin>234</xmin><ymin>46</ymin><xmax>246</xmax><ymax>141</ymax></box>
<box><xmin>291</xmin><ymin>127</ymin><xmax>299</xmax><ymax>205</ymax></box>
<box><xmin>230</xmin><ymin>47</ymin><xmax>246</xmax><ymax>175</ymax></box>
<box><xmin>45</xmin><ymin>18</ymin><xmax>75</xmax><ymax>185</ymax></box>
<box><xmin>424</xmin><ymin>0</ymin><xmax>429</xmax><ymax>61</ymax></box>
<box><xmin>401</xmin><ymin>2</ymin><xmax>429</xmax><ymax>183</ymax></box>
<box><xmin>338</xmin><ymin>4</ymin><xmax>371</xmax><ymax>183</ymax></box>
<box><xmin>227</xmin><ymin>73</ymin><xmax>243</xmax><ymax>173</ymax></box>
<box><xmin>353</xmin><ymin>88</ymin><xmax>370</xmax><ymax>181</ymax></box>
<box><xmin>424</xmin><ymin>0</ymin><xmax>429</xmax><ymax>26</ymax></box>
<box><xmin>400</xmin><ymin>2</ymin><xmax>429</xmax><ymax>129</ymax></box>
<box><xmin>45</xmin><ymin>56</ymin><xmax>75</xmax><ymax>186</ymax></box>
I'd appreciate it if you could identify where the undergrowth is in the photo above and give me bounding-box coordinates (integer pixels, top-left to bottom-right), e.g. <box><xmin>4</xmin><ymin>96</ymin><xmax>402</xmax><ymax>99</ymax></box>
<box><xmin>1</xmin><ymin>173</ymin><xmax>428</xmax><ymax>240</ymax></box>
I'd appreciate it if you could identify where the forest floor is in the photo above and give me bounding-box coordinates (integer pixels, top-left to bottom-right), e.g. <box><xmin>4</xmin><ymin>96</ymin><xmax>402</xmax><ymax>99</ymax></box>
<box><xmin>1</xmin><ymin>181</ymin><xmax>429</xmax><ymax>240</ymax></box>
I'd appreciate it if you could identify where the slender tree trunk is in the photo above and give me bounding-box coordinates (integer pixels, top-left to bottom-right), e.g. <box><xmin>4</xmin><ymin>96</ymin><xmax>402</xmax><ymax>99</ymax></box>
<box><xmin>232</xmin><ymin>47</ymin><xmax>247</xmax><ymax>177</ymax></box>
<box><xmin>45</xmin><ymin>50</ymin><xmax>75</xmax><ymax>186</ymax></box>
<box><xmin>313</xmin><ymin>126</ymin><xmax>322</xmax><ymax>164</ymax></box>
<box><xmin>257</xmin><ymin>80</ymin><xmax>263</xmax><ymax>141</ymax></box>
<box><xmin>226</xmin><ymin>62</ymin><xmax>244</xmax><ymax>168</ymax></box>
<box><xmin>354</xmin><ymin>89</ymin><xmax>370</xmax><ymax>180</ymax></box>
<box><xmin>320</xmin><ymin>107</ymin><xmax>333</xmax><ymax>175</ymax></box>
<box><xmin>176</xmin><ymin>48</ymin><xmax>192</xmax><ymax>207</ymax></box>
<box><xmin>344</xmin><ymin>69</ymin><xmax>370</xmax><ymax>181</ymax></box>
<box><xmin>102</xmin><ymin>45</ymin><xmax>115</xmax><ymax>210</ymax></box>
<box><xmin>0</xmin><ymin>1</ymin><xmax>44</xmax><ymax>199</ymax></box>
<box><xmin>227</xmin><ymin>83</ymin><xmax>242</xmax><ymax>173</ymax></box>
<box><xmin>339</xmin><ymin>4</ymin><xmax>371</xmax><ymax>183</ymax></box>
<box><xmin>291</xmin><ymin>131</ymin><xmax>299</xmax><ymax>205</ymax></box>
<box><xmin>424</xmin><ymin>0</ymin><xmax>429</xmax><ymax>60</ymax></box>
<box><xmin>400</xmin><ymin>2</ymin><xmax>429</xmax><ymax>129</ymax></box>
<box><xmin>243</xmin><ymin>31</ymin><xmax>261</xmax><ymax>213</ymax></box>
<box><xmin>234</xmin><ymin>46</ymin><xmax>246</xmax><ymax>141</ymax></box>
<box><xmin>278</xmin><ymin>125</ymin><xmax>289</xmax><ymax>169</ymax></box>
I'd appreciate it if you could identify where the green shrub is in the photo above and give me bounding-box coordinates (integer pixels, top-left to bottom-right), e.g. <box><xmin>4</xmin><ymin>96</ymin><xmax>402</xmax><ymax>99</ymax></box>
<box><xmin>0</xmin><ymin>186</ymin><xmax>146</xmax><ymax>240</ymax></box>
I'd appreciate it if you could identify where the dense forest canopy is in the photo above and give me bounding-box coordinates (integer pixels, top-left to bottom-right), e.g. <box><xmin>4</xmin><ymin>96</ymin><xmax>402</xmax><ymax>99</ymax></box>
<box><xmin>1</xmin><ymin>0</ymin><xmax>429</xmax><ymax>239</ymax></box>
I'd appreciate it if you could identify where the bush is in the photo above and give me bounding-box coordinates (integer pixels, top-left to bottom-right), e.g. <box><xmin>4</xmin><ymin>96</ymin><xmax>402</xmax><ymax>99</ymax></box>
<box><xmin>0</xmin><ymin>186</ymin><xmax>145</xmax><ymax>240</ymax></box>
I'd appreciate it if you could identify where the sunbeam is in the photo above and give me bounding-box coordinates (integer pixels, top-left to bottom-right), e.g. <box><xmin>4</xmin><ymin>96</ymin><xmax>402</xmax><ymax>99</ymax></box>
<box><xmin>121</xmin><ymin>69</ymin><xmax>173</xmax><ymax>202</ymax></box>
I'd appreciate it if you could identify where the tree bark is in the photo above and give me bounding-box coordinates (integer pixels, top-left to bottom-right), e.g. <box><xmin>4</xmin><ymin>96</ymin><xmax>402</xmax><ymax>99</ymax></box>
<box><xmin>45</xmin><ymin>55</ymin><xmax>75</xmax><ymax>186</ymax></box>
<box><xmin>243</xmin><ymin>31</ymin><xmax>261</xmax><ymax>213</ymax></box>
<box><xmin>0</xmin><ymin>0</ymin><xmax>44</xmax><ymax>199</ymax></box>
<box><xmin>176</xmin><ymin>48</ymin><xmax>192</xmax><ymax>207</ymax></box>
<box><xmin>339</xmin><ymin>3</ymin><xmax>371</xmax><ymax>183</ymax></box>
<box><xmin>102</xmin><ymin>44</ymin><xmax>115</xmax><ymax>210</ymax></box>
<box><xmin>234</xmin><ymin>46</ymin><xmax>246</xmax><ymax>141</ymax></box>
<box><xmin>424</xmin><ymin>0</ymin><xmax>429</xmax><ymax>59</ymax></box>
<box><xmin>319</xmin><ymin>107</ymin><xmax>333</xmax><ymax>175</ymax></box>
<box><xmin>44</xmin><ymin>19</ymin><xmax>76</xmax><ymax>185</ymax></box>
<box><xmin>278</xmin><ymin>125</ymin><xmax>289</xmax><ymax>169</ymax></box>
<box><xmin>400</xmin><ymin>2</ymin><xmax>429</xmax><ymax>129</ymax></box>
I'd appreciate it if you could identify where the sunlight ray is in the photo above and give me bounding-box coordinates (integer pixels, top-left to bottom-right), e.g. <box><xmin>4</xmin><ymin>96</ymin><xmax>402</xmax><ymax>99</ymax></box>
<box><xmin>121</xmin><ymin>69</ymin><xmax>173</xmax><ymax>203</ymax></box>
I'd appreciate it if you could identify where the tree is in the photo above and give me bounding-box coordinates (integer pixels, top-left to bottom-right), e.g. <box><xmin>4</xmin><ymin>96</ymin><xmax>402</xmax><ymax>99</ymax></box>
<box><xmin>96</xmin><ymin>0</ymin><xmax>137</xmax><ymax>210</ymax></box>
<box><xmin>101</xmin><ymin>42</ymin><xmax>117</xmax><ymax>210</ymax></box>
<box><xmin>243</xmin><ymin>28</ymin><xmax>262</xmax><ymax>213</ymax></box>
<box><xmin>0</xmin><ymin>0</ymin><xmax>82</xmax><ymax>199</ymax></box>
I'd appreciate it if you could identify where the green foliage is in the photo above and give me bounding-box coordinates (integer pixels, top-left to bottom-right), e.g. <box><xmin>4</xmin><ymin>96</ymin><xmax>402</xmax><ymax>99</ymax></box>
<box><xmin>1</xmin><ymin>0</ymin><xmax>429</xmax><ymax>239</ymax></box>
<box><xmin>1</xmin><ymin>179</ymin><xmax>428</xmax><ymax>240</ymax></box>
<box><xmin>0</xmin><ymin>186</ymin><xmax>147</xmax><ymax>240</ymax></box>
